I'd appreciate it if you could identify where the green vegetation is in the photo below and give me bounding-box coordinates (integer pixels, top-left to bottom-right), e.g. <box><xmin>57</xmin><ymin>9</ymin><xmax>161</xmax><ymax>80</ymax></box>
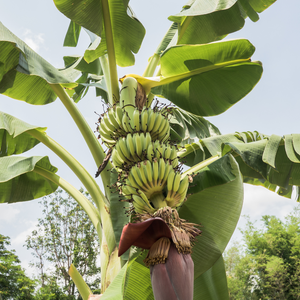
<box><xmin>0</xmin><ymin>234</ymin><xmax>36</xmax><ymax>300</ymax></box>
<box><xmin>225</xmin><ymin>208</ymin><xmax>300</xmax><ymax>299</ymax></box>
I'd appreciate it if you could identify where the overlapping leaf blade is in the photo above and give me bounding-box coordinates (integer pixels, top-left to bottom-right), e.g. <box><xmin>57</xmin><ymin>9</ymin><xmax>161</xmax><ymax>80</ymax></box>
<box><xmin>0</xmin><ymin>156</ymin><xmax>58</xmax><ymax>204</ymax></box>
<box><xmin>54</xmin><ymin>0</ymin><xmax>145</xmax><ymax>67</ymax></box>
<box><xmin>129</xmin><ymin>39</ymin><xmax>262</xmax><ymax>116</ymax></box>
<box><xmin>179</xmin><ymin>154</ymin><xmax>243</xmax><ymax>278</ymax></box>
<box><xmin>180</xmin><ymin>131</ymin><xmax>300</xmax><ymax>200</ymax></box>
<box><xmin>0</xmin><ymin>112</ymin><xmax>46</xmax><ymax>156</ymax></box>
<box><xmin>164</xmin><ymin>0</ymin><xmax>277</xmax><ymax>49</ymax></box>
<box><xmin>0</xmin><ymin>22</ymin><xmax>78</xmax><ymax>105</ymax></box>
<box><xmin>169</xmin><ymin>108</ymin><xmax>221</xmax><ymax>144</ymax></box>
<box><xmin>62</xmin><ymin>56</ymin><xmax>108</xmax><ymax>102</ymax></box>
<box><xmin>194</xmin><ymin>256</ymin><xmax>229</xmax><ymax>300</ymax></box>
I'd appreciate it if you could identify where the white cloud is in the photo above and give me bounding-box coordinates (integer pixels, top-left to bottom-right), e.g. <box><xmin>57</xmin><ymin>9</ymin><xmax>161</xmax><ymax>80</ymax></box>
<box><xmin>11</xmin><ymin>221</ymin><xmax>38</xmax><ymax>246</ymax></box>
<box><xmin>23</xmin><ymin>29</ymin><xmax>44</xmax><ymax>52</ymax></box>
<box><xmin>0</xmin><ymin>204</ymin><xmax>20</xmax><ymax>223</ymax></box>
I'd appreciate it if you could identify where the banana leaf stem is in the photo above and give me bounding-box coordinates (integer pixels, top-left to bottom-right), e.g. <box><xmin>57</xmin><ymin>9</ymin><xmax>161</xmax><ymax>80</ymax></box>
<box><xmin>101</xmin><ymin>0</ymin><xmax>119</xmax><ymax>104</ymax></box>
<box><xmin>181</xmin><ymin>155</ymin><xmax>220</xmax><ymax>180</ymax></box>
<box><xmin>100</xmin><ymin>55</ymin><xmax>112</xmax><ymax>104</ymax></box>
<box><xmin>33</xmin><ymin>166</ymin><xmax>103</xmax><ymax>245</ymax></box>
<box><xmin>27</xmin><ymin>129</ymin><xmax>108</xmax><ymax>210</ymax></box>
<box><xmin>49</xmin><ymin>83</ymin><xmax>112</xmax><ymax>199</ymax></box>
<box><xmin>143</xmin><ymin>54</ymin><xmax>160</xmax><ymax>77</ymax></box>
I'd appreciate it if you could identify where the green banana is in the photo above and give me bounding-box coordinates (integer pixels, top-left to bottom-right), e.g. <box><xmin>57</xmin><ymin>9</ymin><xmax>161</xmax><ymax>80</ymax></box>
<box><xmin>141</xmin><ymin>109</ymin><xmax>149</xmax><ymax>132</ymax></box>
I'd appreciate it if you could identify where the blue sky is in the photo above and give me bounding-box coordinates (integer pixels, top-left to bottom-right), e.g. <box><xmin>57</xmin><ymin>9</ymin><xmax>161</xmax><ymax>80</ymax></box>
<box><xmin>0</xmin><ymin>0</ymin><xmax>300</xmax><ymax>276</ymax></box>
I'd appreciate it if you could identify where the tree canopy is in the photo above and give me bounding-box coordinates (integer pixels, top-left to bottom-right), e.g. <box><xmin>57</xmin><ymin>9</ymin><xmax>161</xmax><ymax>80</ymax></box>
<box><xmin>0</xmin><ymin>234</ymin><xmax>36</xmax><ymax>300</ymax></box>
<box><xmin>225</xmin><ymin>207</ymin><xmax>300</xmax><ymax>299</ymax></box>
<box><xmin>25</xmin><ymin>189</ymin><xmax>101</xmax><ymax>298</ymax></box>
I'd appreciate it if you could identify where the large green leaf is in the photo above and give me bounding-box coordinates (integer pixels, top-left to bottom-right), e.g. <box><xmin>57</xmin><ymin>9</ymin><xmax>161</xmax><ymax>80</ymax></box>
<box><xmin>129</xmin><ymin>39</ymin><xmax>262</xmax><ymax>116</ymax></box>
<box><xmin>54</xmin><ymin>0</ymin><xmax>145</xmax><ymax>67</ymax></box>
<box><xmin>169</xmin><ymin>108</ymin><xmax>221</xmax><ymax>145</ymax></box>
<box><xmin>101</xmin><ymin>254</ymin><xmax>154</xmax><ymax>300</ymax></box>
<box><xmin>166</xmin><ymin>0</ymin><xmax>276</xmax><ymax>47</ymax></box>
<box><xmin>179</xmin><ymin>154</ymin><xmax>243</xmax><ymax>278</ymax></box>
<box><xmin>0</xmin><ymin>22</ymin><xmax>78</xmax><ymax>105</ymax></box>
<box><xmin>0</xmin><ymin>156</ymin><xmax>58</xmax><ymax>203</ymax></box>
<box><xmin>63</xmin><ymin>56</ymin><xmax>108</xmax><ymax>103</ymax></box>
<box><xmin>0</xmin><ymin>111</ymin><xmax>46</xmax><ymax>157</ymax></box>
<box><xmin>180</xmin><ymin>131</ymin><xmax>300</xmax><ymax>200</ymax></box>
<box><xmin>194</xmin><ymin>256</ymin><xmax>229</xmax><ymax>300</ymax></box>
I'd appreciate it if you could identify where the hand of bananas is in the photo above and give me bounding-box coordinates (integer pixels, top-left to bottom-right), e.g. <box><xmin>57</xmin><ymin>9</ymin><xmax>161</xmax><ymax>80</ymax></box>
<box><xmin>97</xmin><ymin>77</ymin><xmax>190</xmax><ymax>214</ymax></box>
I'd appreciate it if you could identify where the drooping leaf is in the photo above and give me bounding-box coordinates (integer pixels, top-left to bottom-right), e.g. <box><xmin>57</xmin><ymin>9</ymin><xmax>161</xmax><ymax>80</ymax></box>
<box><xmin>194</xmin><ymin>256</ymin><xmax>229</xmax><ymax>300</ymax></box>
<box><xmin>125</xmin><ymin>39</ymin><xmax>262</xmax><ymax>116</ymax></box>
<box><xmin>169</xmin><ymin>108</ymin><xmax>221</xmax><ymax>144</ymax></box>
<box><xmin>63</xmin><ymin>55</ymin><xmax>103</xmax><ymax>76</ymax></box>
<box><xmin>0</xmin><ymin>111</ymin><xmax>46</xmax><ymax>157</ymax></box>
<box><xmin>166</xmin><ymin>0</ymin><xmax>277</xmax><ymax>47</ymax></box>
<box><xmin>0</xmin><ymin>156</ymin><xmax>58</xmax><ymax>204</ymax></box>
<box><xmin>180</xmin><ymin>131</ymin><xmax>300</xmax><ymax>200</ymax></box>
<box><xmin>179</xmin><ymin>154</ymin><xmax>243</xmax><ymax>278</ymax></box>
<box><xmin>0</xmin><ymin>22</ymin><xmax>79</xmax><ymax>105</ymax></box>
<box><xmin>64</xmin><ymin>20</ymin><xmax>82</xmax><ymax>47</ymax></box>
<box><xmin>54</xmin><ymin>0</ymin><xmax>145</xmax><ymax>67</ymax></box>
<box><xmin>62</xmin><ymin>56</ymin><xmax>108</xmax><ymax>102</ymax></box>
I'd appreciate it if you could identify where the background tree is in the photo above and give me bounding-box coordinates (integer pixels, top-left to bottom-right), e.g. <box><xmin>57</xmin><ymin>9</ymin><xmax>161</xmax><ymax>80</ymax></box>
<box><xmin>0</xmin><ymin>234</ymin><xmax>36</xmax><ymax>300</ymax></box>
<box><xmin>225</xmin><ymin>208</ymin><xmax>300</xmax><ymax>299</ymax></box>
<box><xmin>25</xmin><ymin>189</ymin><xmax>101</xmax><ymax>298</ymax></box>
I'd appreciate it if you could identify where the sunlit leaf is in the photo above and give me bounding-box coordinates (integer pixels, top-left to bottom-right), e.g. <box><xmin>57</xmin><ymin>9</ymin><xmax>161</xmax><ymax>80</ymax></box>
<box><xmin>125</xmin><ymin>39</ymin><xmax>262</xmax><ymax>116</ymax></box>
<box><xmin>0</xmin><ymin>22</ymin><xmax>78</xmax><ymax>105</ymax></box>
<box><xmin>166</xmin><ymin>0</ymin><xmax>277</xmax><ymax>47</ymax></box>
<box><xmin>54</xmin><ymin>0</ymin><xmax>145</xmax><ymax>67</ymax></box>
<box><xmin>64</xmin><ymin>20</ymin><xmax>82</xmax><ymax>47</ymax></box>
<box><xmin>0</xmin><ymin>111</ymin><xmax>46</xmax><ymax>157</ymax></box>
<box><xmin>0</xmin><ymin>156</ymin><xmax>58</xmax><ymax>204</ymax></box>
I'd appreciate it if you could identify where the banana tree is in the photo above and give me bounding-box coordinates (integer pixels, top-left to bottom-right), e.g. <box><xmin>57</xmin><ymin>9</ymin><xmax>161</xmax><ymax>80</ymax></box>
<box><xmin>1</xmin><ymin>0</ymin><xmax>298</xmax><ymax>299</ymax></box>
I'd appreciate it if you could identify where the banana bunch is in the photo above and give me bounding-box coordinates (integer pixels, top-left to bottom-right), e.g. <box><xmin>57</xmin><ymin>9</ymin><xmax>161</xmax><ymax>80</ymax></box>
<box><xmin>98</xmin><ymin>76</ymin><xmax>191</xmax><ymax>214</ymax></box>
<box><xmin>122</xmin><ymin>159</ymin><xmax>189</xmax><ymax>210</ymax></box>
<box><xmin>98</xmin><ymin>106</ymin><xmax>170</xmax><ymax>148</ymax></box>
<box><xmin>112</xmin><ymin>134</ymin><xmax>178</xmax><ymax>170</ymax></box>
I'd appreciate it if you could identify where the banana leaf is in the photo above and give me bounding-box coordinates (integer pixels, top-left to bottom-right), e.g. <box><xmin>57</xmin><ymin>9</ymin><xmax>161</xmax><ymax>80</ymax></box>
<box><xmin>0</xmin><ymin>22</ymin><xmax>79</xmax><ymax>105</ymax></box>
<box><xmin>156</xmin><ymin>0</ymin><xmax>277</xmax><ymax>54</ymax></box>
<box><xmin>54</xmin><ymin>0</ymin><xmax>145</xmax><ymax>67</ymax></box>
<box><xmin>194</xmin><ymin>256</ymin><xmax>229</xmax><ymax>300</ymax></box>
<box><xmin>180</xmin><ymin>131</ymin><xmax>300</xmax><ymax>200</ymax></box>
<box><xmin>169</xmin><ymin>108</ymin><xmax>221</xmax><ymax>144</ymax></box>
<box><xmin>0</xmin><ymin>156</ymin><xmax>58</xmax><ymax>203</ymax></box>
<box><xmin>0</xmin><ymin>112</ymin><xmax>46</xmax><ymax>157</ymax></box>
<box><xmin>127</xmin><ymin>39</ymin><xmax>262</xmax><ymax>117</ymax></box>
<box><xmin>179</xmin><ymin>154</ymin><xmax>243</xmax><ymax>277</ymax></box>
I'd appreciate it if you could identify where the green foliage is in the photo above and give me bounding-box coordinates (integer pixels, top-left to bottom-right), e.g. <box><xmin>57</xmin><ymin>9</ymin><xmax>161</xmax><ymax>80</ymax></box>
<box><xmin>224</xmin><ymin>208</ymin><xmax>300</xmax><ymax>299</ymax></box>
<box><xmin>0</xmin><ymin>234</ymin><xmax>36</xmax><ymax>300</ymax></box>
<box><xmin>25</xmin><ymin>189</ymin><xmax>101</xmax><ymax>298</ymax></box>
